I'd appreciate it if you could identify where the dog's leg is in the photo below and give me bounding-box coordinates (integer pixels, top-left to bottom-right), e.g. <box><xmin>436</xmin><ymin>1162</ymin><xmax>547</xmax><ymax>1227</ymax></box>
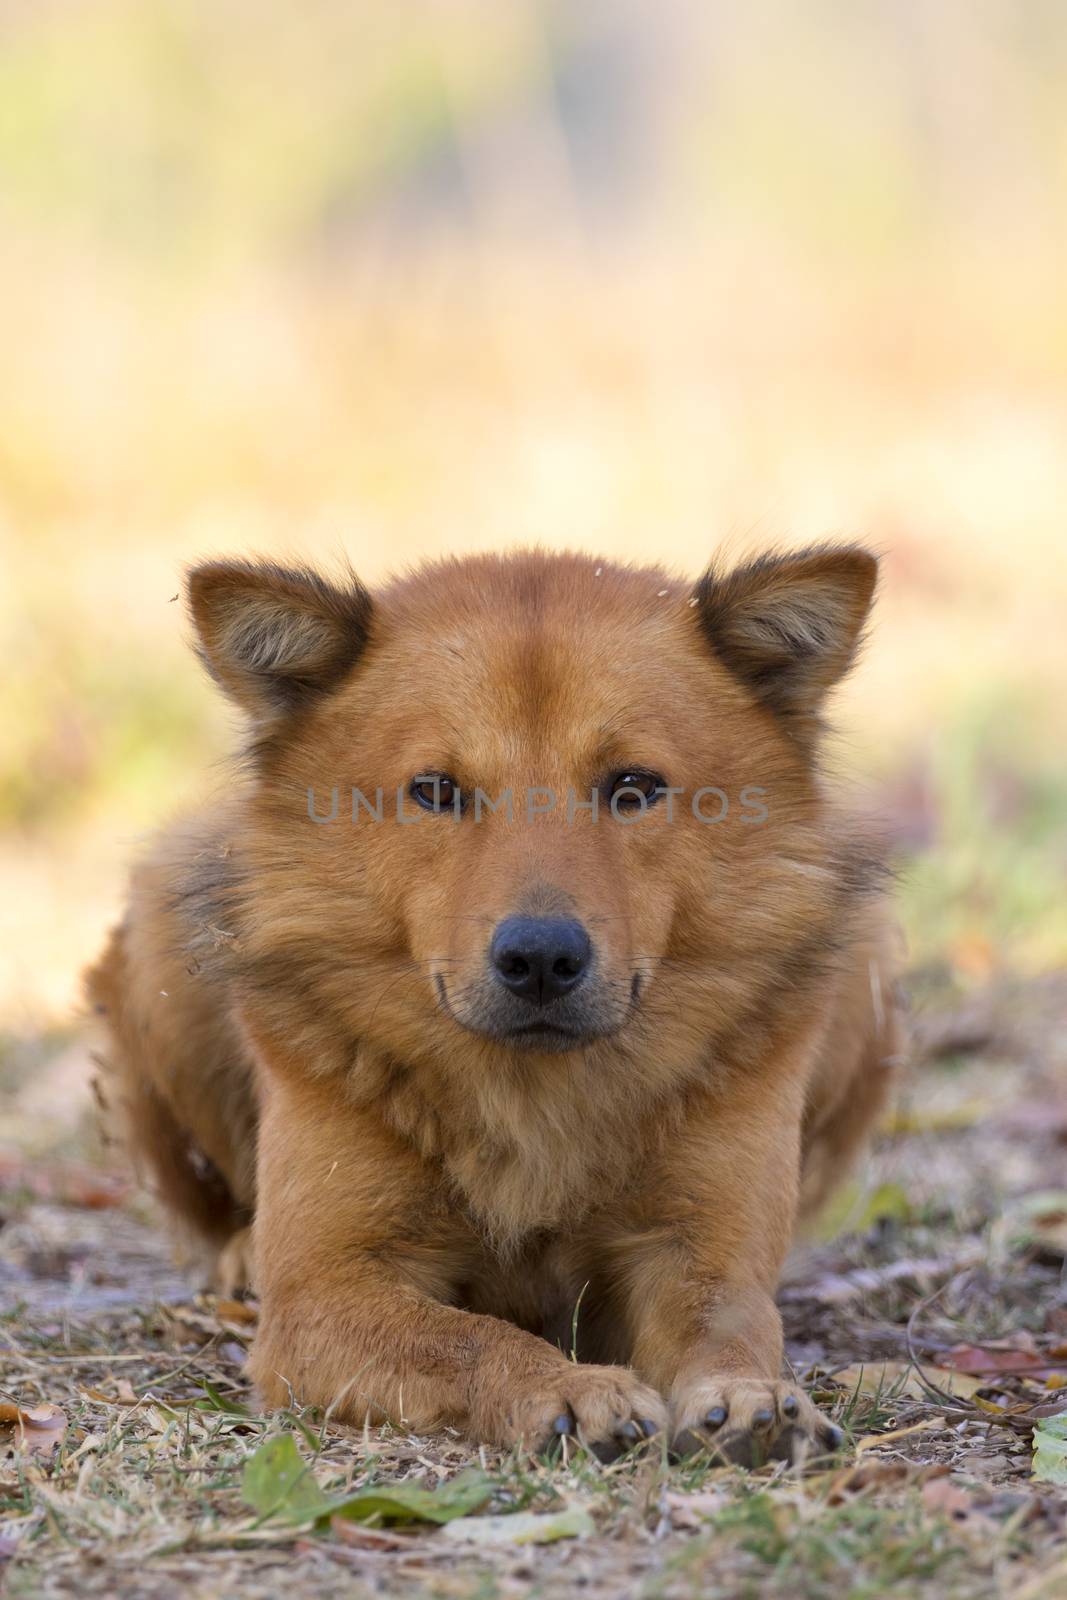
<box><xmin>615</xmin><ymin>1074</ymin><xmax>841</xmax><ymax>1462</ymax></box>
<box><xmin>248</xmin><ymin>1066</ymin><xmax>666</xmax><ymax>1453</ymax></box>
<box><xmin>799</xmin><ymin>916</ymin><xmax>903</xmax><ymax>1222</ymax></box>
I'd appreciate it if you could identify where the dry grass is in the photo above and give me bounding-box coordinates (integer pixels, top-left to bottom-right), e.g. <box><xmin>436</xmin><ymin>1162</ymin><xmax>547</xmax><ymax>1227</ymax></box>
<box><xmin>5</xmin><ymin>976</ymin><xmax>1067</xmax><ymax>1597</ymax></box>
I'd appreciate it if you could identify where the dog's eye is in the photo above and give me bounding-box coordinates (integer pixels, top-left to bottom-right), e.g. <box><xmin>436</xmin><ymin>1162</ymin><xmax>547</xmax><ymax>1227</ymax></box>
<box><xmin>607</xmin><ymin>770</ymin><xmax>666</xmax><ymax>810</ymax></box>
<box><xmin>410</xmin><ymin>774</ymin><xmax>462</xmax><ymax>814</ymax></box>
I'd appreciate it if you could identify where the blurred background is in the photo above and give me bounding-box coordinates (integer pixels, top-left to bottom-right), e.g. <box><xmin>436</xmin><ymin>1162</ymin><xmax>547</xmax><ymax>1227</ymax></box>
<box><xmin>2</xmin><ymin>0</ymin><xmax>1067</xmax><ymax>1096</ymax></box>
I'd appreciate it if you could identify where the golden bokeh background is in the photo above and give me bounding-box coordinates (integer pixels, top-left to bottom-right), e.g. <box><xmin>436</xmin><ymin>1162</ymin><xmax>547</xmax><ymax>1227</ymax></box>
<box><xmin>3</xmin><ymin>0</ymin><xmax>1067</xmax><ymax>1045</ymax></box>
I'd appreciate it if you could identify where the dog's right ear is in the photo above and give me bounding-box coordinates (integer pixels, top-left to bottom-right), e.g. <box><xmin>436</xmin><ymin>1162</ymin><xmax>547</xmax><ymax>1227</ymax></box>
<box><xmin>187</xmin><ymin>560</ymin><xmax>373</xmax><ymax>722</ymax></box>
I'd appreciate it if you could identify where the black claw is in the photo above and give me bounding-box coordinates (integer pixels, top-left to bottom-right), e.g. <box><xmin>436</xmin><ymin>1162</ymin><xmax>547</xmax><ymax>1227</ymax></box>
<box><xmin>782</xmin><ymin>1394</ymin><xmax>799</xmax><ymax>1419</ymax></box>
<box><xmin>616</xmin><ymin>1420</ymin><xmax>641</xmax><ymax>1444</ymax></box>
<box><xmin>552</xmin><ymin>1413</ymin><xmax>572</xmax><ymax>1436</ymax></box>
<box><xmin>752</xmin><ymin>1407</ymin><xmax>775</xmax><ymax>1430</ymax></box>
<box><xmin>704</xmin><ymin>1406</ymin><xmax>728</xmax><ymax>1430</ymax></box>
<box><xmin>639</xmin><ymin>1417</ymin><xmax>659</xmax><ymax>1438</ymax></box>
<box><xmin>669</xmin><ymin>1428</ymin><xmax>705</xmax><ymax>1459</ymax></box>
<box><xmin>590</xmin><ymin>1438</ymin><xmax>625</xmax><ymax>1464</ymax></box>
<box><xmin>821</xmin><ymin>1423</ymin><xmax>844</xmax><ymax>1451</ymax></box>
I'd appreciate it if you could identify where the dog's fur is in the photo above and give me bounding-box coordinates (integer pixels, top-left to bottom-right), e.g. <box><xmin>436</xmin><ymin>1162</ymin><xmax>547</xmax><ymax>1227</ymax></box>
<box><xmin>87</xmin><ymin>546</ymin><xmax>901</xmax><ymax>1460</ymax></box>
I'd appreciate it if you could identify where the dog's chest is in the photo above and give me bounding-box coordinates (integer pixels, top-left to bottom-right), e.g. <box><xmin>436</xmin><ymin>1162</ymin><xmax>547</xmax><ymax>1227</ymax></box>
<box><xmin>374</xmin><ymin>1051</ymin><xmax>640</xmax><ymax>1241</ymax></box>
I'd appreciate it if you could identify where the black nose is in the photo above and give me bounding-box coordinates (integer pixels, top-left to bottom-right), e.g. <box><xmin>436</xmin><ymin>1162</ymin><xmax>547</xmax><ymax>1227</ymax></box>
<box><xmin>490</xmin><ymin>916</ymin><xmax>592</xmax><ymax>1004</ymax></box>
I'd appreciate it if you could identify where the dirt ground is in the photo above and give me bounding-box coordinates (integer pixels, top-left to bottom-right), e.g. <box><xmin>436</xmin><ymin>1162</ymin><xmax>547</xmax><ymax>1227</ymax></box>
<box><xmin>2</xmin><ymin>974</ymin><xmax>1067</xmax><ymax>1598</ymax></box>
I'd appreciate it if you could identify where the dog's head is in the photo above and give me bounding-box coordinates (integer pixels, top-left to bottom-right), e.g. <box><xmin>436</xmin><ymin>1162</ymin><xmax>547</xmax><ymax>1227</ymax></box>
<box><xmin>188</xmin><ymin>547</ymin><xmax>877</xmax><ymax>1066</ymax></box>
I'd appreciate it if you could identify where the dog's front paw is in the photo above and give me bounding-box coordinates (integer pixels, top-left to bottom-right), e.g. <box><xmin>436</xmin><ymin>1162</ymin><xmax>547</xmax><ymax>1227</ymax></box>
<box><xmin>671</xmin><ymin>1377</ymin><xmax>843</xmax><ymax>1466</ymax></box>
<box><xmin>485</xmin><ymin>1363</ymin><xmax>667</xmax><ymax>1461</ymax></box>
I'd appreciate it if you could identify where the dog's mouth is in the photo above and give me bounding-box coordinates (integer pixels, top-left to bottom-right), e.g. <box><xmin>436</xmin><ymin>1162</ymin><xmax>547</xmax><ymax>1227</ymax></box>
<box><xmin>500</xmin><ymin>1019</ymin><xmax>585</xmax><ymax>1049</ymax></box>
<box><xmin>433</xmin><ymin>974</ymin><xmax>620</xmax><ymax>1053</ymax></box>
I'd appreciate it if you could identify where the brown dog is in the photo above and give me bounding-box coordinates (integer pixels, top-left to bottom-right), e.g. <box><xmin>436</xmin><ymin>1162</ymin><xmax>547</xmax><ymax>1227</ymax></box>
<box><xmin>87</xmin><ymin>545</ymin><xmax>900</xmax><ymax>1462</ymax></box>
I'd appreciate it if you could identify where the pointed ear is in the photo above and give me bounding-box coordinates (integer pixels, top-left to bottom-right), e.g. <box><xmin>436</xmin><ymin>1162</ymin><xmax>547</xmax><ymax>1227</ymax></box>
<box><xmin>187</xmin><ymin>559</ymin><xmax>373</xmax><ymax>721</ymax></box>
<box><xmin>692</xmin><ymin>545</ymin><xmax>878</xmax><ymax>725</ymax></box>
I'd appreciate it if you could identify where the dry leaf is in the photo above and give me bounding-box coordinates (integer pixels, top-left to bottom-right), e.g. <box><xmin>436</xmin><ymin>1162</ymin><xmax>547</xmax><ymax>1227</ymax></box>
<box><xmin>213</xmin><ymin>1298</ymin><xmax>258</xmax><ymax>1326</ymax></box>
<box><xmin>941</xmin><ymin>1340</ymin><xmax>1053</xmax><ymax>1379</ymax></box>
<box><xmin>855</xmin><ymin>1417</ymin><xmax>939</xmax><ymax>1453</ymax></box>
<box><xmin>0</xmin><ymin>1401</ymin><xmax>68</xmax><ymax>1458</ymax></box>
<box><xmin>833</xmin><ymin>1360</ymin><xmax>985</xmax><ymax>1401</ymax></box>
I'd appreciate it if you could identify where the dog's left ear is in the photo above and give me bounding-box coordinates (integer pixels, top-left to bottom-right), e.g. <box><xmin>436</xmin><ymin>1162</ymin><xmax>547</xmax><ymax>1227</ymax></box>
<box><xmin>693</xmin><ymin>545</ymin><xmax>878</xmax><ymax>725</ymax></box>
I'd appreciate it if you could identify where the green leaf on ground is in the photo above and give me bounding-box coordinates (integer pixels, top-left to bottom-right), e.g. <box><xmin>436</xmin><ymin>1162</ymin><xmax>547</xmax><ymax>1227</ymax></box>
<box><xmin>242</xmin><ymin>1439</ymin><xmax>492</xmax><ymax>1528</ymax></box>
<box><xmin>1032</xmin><ymin>1412</ymin><xmax>1067</xmax><ymax>1484</ymax></box>
<box><xmin>197</xmin><ymin>1380</ymin><xmax>251</xmax><ymax>1417</ymax></box>
<box><xmin>331</xmin><ymin>1468</ymin><xmax>492</xmax><ymax>1526</ymax></box>
<box><xmin>243</xmin><ymin>1434</ymin><xmax>332</xmax><ymax>1522</ymax></box>
<box><xmin>442</xmin><ymin>1506</ymin><xmax>594</xmax><ymax>1545</ymax></box>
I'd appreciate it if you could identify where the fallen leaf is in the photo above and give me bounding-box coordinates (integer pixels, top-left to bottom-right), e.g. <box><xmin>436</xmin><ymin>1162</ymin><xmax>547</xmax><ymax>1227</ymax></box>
<box><xmin>441</xmin><ymin>1507</ymin><xmax>594</xmax><ymax>1545</ymax></box>
<box><xmin>855</xmin><ymin>1417</ymin><xmax>939</xmax><ymax>1453</ymax></box>
<box><xmin>242</xmin><ymin>1437</ymin><xmax>491</xmax><ymax>1529</ymax></box>
<box><xmin>0</xmin><ymin>1402</ymin><xmax>68</xmax><ymax>1458</ymax></box>
<box><xmin>164</xmin><ymin>1305</ymin><xmax>227</xmax><ymax>1340</ymax></box>
<box><xmin>213</xmin><ymin>1298</ymin><xmax>258</xmax><ymax>1326</ymax></box>
<box><xmin>242</xmin><ymin>1434</ymin><xmax>332</xmax><ymax>1523</ymax></box>
<box><xmin>331</xmin><ymin>1471</ymin><xmax>492</xmax><ymax>1528</ymax></box>
<box><xmin>1032</xmin><ymin>1413</ymin><xmax>1067</xmax><ymax>1484</ymax></box>
<box><xmin>833</xmin><ymin>1360</ymin><xmax>985</xmax><ymax>1402</ymax></box>
<box><xmin>941</xmin><ymin>1342</ymin><xmax>1059</xmax><ymax>1381</ymax></box>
